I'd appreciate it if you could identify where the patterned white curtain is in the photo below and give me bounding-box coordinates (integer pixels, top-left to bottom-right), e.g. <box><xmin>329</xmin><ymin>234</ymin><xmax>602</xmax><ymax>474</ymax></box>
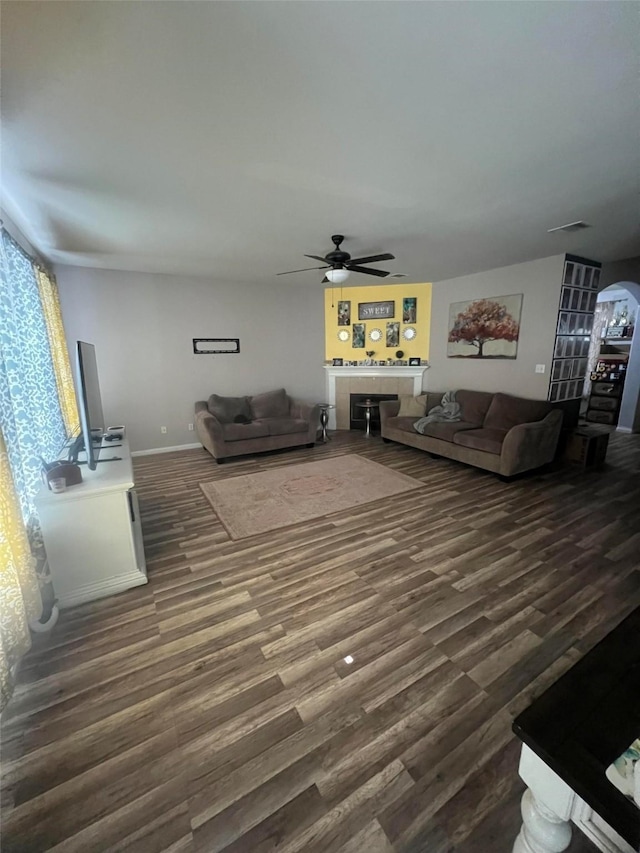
<box><xmin>0</xmin><ymin>230</ymin><xmax>72</xmax><ymax>709</ymax></box>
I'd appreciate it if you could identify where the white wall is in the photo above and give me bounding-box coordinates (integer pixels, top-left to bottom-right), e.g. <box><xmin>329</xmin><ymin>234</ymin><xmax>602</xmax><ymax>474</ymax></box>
<box><xmin>55</xmin><ymin>266</ymin><xmax>326</xmax><ymax>452</ymax></box>
<box><xmin>427</xmin><ymin>255</ymin><xmax>564</xmax><ymax>399</ymax></box>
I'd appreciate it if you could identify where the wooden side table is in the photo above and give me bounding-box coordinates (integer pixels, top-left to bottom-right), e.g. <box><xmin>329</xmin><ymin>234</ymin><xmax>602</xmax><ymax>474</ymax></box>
<box><xmin>564</xmin><ymin>428</ymin><xmax>610</xmax><ymax>468</ymax></box>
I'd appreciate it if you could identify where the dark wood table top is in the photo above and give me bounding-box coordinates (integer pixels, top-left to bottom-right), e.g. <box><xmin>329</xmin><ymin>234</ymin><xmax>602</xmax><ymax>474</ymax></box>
<box><xmin>513</xmin><ymin>607</ymin><xmax>640</xmax><ymax>848</ymax></box>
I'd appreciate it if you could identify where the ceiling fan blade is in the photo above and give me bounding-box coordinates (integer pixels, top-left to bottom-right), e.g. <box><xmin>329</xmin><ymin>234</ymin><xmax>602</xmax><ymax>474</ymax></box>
<box><xmin>304</xmin><ymin>254</ymin><xmax>329</xmax><ymax>263</ymax></box>
<box><xmin>348</xmin><ymin>253</ymin><xmax>395</xmax><ymax>266</ymax></box>
<box><xmin>276</xmin><ymin>265</ymin><xmax>329</xmax><ymax>275</ymax></box>
<box><xmin>348</xmin><ymin>265</ymin><xmax>390</xmax><ymax>277</ymax></box>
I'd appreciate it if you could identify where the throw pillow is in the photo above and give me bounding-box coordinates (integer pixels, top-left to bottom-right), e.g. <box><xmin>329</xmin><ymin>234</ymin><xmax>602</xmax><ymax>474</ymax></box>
<box><xmin>397</xmin><ymin>394</ymin><xmax>428</xmax><ymax>417</ymax></box>
<box><xmin>207</xmin><ymin>394</ymin><xmax>252</xmax><ymax>424</ymax></box>
<box><xmin>233</xmin><ymin>414</ymin><xmax>252</xmax><ymax>424</ymax></box>
<box><xmin>250</xmin><ymin>388</ymin><xmax>289</xmax><ymax>420</ymax></box>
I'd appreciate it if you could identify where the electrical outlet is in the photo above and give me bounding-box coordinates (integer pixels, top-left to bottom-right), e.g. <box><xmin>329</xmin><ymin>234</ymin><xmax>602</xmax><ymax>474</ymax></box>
<box><xmin>188</xmin><ymin>423</ymin><xmax>194</xmax><ymax>431</ymax></box>
<box><xmin>160</xmin><ymin>426</ymin><xmax>167</xmax><ymax>434</ymax></box>
<box><xmin>535</xmin><ymin>364</ymin><xmax>546</xmax><ymax>374</ymax></box>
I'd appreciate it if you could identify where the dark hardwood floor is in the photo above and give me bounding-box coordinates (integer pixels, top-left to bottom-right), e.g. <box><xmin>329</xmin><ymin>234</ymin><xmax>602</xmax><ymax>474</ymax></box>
<box><xmin>3</xmin><ymin>428</ymin><xmax>639</xmax><ymax>852</ymax></box>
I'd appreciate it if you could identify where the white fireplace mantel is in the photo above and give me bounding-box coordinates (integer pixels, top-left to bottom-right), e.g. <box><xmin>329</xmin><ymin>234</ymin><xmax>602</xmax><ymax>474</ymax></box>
<box><xmin>323</xmin><ymin>364</ymin><xmax>430</xmax><ymax>430</ymax></box>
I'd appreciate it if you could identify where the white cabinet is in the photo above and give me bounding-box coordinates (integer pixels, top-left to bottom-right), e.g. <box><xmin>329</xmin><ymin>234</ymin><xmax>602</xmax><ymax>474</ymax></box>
<box><xmin>35</xmin><ymin>436</ymin><xmax>147</xmax><ymax>608</ymax></box>
<box><xmin>513</xmin><ymin>746</ymin><xmax>635</xmax><ymax>853</ymax></box>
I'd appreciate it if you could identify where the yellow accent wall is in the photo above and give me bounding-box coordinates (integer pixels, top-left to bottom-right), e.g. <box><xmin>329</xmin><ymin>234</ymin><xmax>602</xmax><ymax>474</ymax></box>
<box><xmin>324</xmin><ymin>282</ymin><xmax>431</xmax><ymax>361</ymax></box>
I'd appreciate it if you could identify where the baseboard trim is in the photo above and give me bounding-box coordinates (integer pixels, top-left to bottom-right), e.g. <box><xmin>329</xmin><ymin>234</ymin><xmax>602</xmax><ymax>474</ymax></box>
<box><xmin>132</xmin><ymin>443</ymin><xmax>202</xmax><ymax>457</ymax></box>
<box><xmin>57</xmin><ymin>572</ymin><xmax>148</xmax><ymax>609</ymax></box>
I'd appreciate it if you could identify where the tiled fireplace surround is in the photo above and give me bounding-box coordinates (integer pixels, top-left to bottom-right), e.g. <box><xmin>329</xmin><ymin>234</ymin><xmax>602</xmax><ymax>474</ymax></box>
<box><xmin>323</xmin><ymin>366</ymin><xmax>429</xmax><ymax>430</ymax></box>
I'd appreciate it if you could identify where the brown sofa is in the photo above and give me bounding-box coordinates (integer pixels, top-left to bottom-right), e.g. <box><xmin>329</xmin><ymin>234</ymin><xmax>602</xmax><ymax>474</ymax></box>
<box><xmin>380</xmin><ymin>390</ymin><xmax>563</xmax><ymax>477</ymax></box>
<box><xmin>195</xmin><ymin>388</ymin><xmax>320</xmax><ymax>463</ymax></box>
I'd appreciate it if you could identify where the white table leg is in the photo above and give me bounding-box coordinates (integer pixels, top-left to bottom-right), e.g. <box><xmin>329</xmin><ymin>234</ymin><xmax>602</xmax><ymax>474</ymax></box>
<box><xmin>513</xmin><ymin>788</ymin><xmax>572</xmax><ymax>853</ymax></box>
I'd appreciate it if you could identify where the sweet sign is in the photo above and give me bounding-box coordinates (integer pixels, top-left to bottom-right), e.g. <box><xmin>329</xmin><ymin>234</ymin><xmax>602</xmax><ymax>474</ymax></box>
<box><xmin>358</xmin><ymin>301</ymin><xmax>395</xmax><ymax>320</ymax></box>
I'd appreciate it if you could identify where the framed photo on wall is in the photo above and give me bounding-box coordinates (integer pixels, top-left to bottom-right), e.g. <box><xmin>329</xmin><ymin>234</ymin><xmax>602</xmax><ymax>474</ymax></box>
<box><xmin>352</xmin><ymin>324</ymin><xmax>365</xmax><ymax>348</ymax></box>
<box><xmin>338</xmin><ymin>301</ymin><xmax>351</xmax><ymax>326</ymax></box>
<box><xmin>358</xmin><ymin>301</ymin><xmax>394</xmax><ymax>320</ymax></box>
<box><xmin>403</xmin><ymin>297</ymin><xmax>417</xmax><ymax>323</ymax></box>
<box><xmin>386</xmin><ymin>322</ymin><xmax>400</xmax><ymax>348</ymax></box>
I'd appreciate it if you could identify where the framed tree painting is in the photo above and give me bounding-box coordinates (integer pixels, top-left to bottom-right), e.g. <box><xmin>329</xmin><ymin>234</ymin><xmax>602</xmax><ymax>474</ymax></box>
<box><xmin>447</xmin><ymin>294</ymin><xmax>522</xmax><ymax>358</ymax></box>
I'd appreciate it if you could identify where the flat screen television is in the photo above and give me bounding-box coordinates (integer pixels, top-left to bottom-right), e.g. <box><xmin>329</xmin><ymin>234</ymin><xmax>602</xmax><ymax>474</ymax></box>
<box><xmin>71</xmin><ymin>341</ymin><xmax>105</xmax><ymax>470</ymax></box>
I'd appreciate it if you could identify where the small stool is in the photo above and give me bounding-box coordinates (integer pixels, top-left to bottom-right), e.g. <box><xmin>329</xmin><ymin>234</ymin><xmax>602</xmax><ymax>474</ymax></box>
<box><xmin>356</xmin><ymin>400</ymin><xmax>380</xmax><ymax>438</ymax></box>
<box><xmin>316</xmin><ymin>403</ymin><xmax>335</xmax><ymax>442</ymax></box>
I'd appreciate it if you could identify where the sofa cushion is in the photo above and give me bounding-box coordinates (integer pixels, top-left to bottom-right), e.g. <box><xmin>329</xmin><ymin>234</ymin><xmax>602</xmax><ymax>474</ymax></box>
<box><xmin>484</xmin><ymin>392</ymin><xmax>552</xmax><ymax>431</ymax></box>
<box><xmin>424</xmin><ymin>392</ymin><xmax>444</xmax><ymax>413</ymax></box>
<box><xmin>221</xmin><ymin>421</ymin><xmax>270</xmax><ymax>442</ymax></box>
<box><xmin>418</xmin><ymin>421</ymin><xmax>483</xmax><ymax>442</ymax></box>
<box><xmin>265</xmin><ymin>417</ymin><xmax>308</xmax><ymax>436</ymax></box>
<box><xmin>386</xmin><ymin>416</ymin><xmax>422</xmax><ymax>433</ymax></box>
<box><xmin>453</xmin><ymin>427</ymin><xmax>508</xmax><ymax>455</ymax></box>
<box><xmin>455</xmin><ymin>390</ymin><xmax>494</xmax><ymax>426</ymax></box>
<box><xmin>397</xmin><ymin>394</ymin><xmax>427</xmax><ymax>417</ymax></box>
<box><xmin>250</xmin><ymin>388</ymin><xmax>289</xmax><ymax>420</ymax></box>
<box><xmin>208</xmin><ymin>394</ymin><xmax>251</xmax><ymax>424</ymax></box>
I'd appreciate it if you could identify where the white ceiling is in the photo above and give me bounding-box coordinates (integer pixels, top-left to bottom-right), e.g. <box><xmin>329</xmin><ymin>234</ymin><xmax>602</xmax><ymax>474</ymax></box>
<box><xmin>1</xmin><ymin>1</ymin><xmax>638</xmax><ymax>284</ymax></box>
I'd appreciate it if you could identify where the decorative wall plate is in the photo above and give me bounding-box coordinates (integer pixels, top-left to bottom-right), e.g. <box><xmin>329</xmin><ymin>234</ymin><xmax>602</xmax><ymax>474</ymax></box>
<box><xmin>402</xmin><ymin>327</ymin><xmax>417</xmax><ymax>341</ymax></box>
<box><xmin>337</xmin><ymin>329</ymin><xmax>350</xmax><ymax>342</ymax></box>
<box><xmin>369</xmin><ymin>328</ymin><xmax>383</xmax><ymax>342</ymax></box>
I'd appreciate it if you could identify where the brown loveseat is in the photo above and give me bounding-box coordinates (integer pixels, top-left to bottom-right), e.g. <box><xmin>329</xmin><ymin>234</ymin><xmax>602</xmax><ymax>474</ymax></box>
<box><xmin>195</xmin><ymin>388</ymin><xmax>320</xmax><ymax>463</ymax></box>
<box><xmin>380</xmin><ymin>390</ymin><xmax>563</xmax><ymax>477</ymax></box>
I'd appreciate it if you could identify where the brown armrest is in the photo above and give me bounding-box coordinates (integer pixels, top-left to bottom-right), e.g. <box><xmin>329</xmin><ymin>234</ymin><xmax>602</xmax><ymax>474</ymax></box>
<box><xmin>290</xmin><ymin>398</ymin><xmax>318</xmax><ymax>422</ymax></box>
<box><xmin>379</xmin><ymin>400</ymin><xmax>401</xmax><ymax>424</ymax></box>
<box><xmin>501</xmin><ymin>410</ymin><xmax>564</xmax><ymax>475</ymax></box>
<box><xmin>194</xmin><ymin>404</ymin><xmax>225</xmax><ymax>457</ymax></box>
<box><xmin>290</xmin><ymin>398</ymin><xmax>320</xmax><ymax>442</ymax></box>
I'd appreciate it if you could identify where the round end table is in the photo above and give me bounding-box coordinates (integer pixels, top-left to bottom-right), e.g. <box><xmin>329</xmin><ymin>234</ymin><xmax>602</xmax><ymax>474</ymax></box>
<box><xmin>356</xmin><ymin>399</ymin><xmax>380</xmax><ymax>438</ymax></box>
<box><xmin>316</xmin><ymin>403</ymin><xmax>335</xmax><ymax>442</ymax></box>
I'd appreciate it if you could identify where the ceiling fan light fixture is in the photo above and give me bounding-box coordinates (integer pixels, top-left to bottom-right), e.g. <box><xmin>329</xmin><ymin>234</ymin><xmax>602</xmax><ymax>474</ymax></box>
<box><xmin>325</xmin><ymin>268</ymin><xmax>350</xmax><ymax>284</ymax></box>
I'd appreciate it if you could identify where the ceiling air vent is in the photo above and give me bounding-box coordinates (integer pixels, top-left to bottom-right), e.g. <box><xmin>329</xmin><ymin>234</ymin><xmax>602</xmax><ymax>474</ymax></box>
<box><xmin>547</xmin><ymin>221</ymin><xmax>590</xmax><ymax>234</ymax></box>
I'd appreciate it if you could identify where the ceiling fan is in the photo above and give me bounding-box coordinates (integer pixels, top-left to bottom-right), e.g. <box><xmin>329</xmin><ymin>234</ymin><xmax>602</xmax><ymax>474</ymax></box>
<box><xmin>277</xmin><ymin>234</ymin><xmax>395</xmax><ymax>283</ymax></box>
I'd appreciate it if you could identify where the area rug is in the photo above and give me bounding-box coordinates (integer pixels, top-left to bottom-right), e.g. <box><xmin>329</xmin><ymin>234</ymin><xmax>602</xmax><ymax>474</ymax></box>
<box><xmin>199</xmin><ymin>454</ymin><xmax>423</xmax><ymax>540</ymax></box>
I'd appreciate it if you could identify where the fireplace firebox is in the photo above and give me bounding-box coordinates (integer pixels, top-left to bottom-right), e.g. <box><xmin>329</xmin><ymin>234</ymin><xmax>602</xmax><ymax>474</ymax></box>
<box><xmin>349</xmin><ymin>393</ymin><xmax>398</xmax><ymax>432</ymax></box>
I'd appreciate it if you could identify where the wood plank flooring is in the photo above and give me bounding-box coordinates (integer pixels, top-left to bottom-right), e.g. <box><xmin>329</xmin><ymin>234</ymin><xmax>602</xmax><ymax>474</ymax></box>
<box><xmin>3</xmin><ymin>429</ymin><xmax>640</xmax><ymax>852</ymax></box>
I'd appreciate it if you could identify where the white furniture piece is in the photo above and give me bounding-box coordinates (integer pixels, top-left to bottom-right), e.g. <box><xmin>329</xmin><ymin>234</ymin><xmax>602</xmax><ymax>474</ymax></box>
<box><xmin>512</xmin><ymin>607</ymin><xmax>639</xmax><ymax>853</ymax></box>
<box><xmin>35</xmin><ymin>436</ymin><xmax>147</xmax><ymax>608</ymax></box>
<box><xmin>513</xmin><ymin>745</ymin><xmax>634</xmax><ymax>853</ymax></box>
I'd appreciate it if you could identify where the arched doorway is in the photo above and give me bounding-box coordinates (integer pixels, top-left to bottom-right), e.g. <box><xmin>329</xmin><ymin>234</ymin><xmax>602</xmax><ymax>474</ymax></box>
<box><xmin>585</xmin><ymin>281</ymin><xmax>640</xmax><ymax>432</ymax></box>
